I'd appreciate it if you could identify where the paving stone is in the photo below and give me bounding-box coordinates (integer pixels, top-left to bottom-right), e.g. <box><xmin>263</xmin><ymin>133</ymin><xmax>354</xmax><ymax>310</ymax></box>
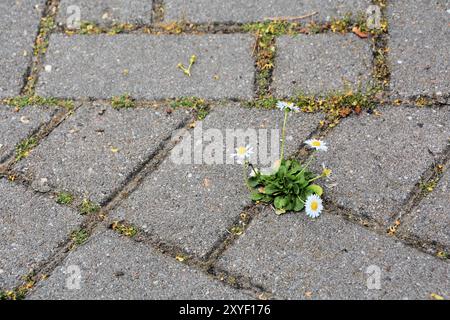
<box><xmin>389</xmin><ymin>0</ymin><xmax>450</xmax><ymax>98</ymax></box>
<box><xmin>57</xmin><ymin>0</ymin><xmax>153</xmax><ymax>27</ymax></box>
<box><xmin>0</xmin><ymin>0</ymin><xmax>44</xmax><ymax>98</ymax></box>
<box><xmin>401</xmin><ymin>170</ymin><xmax>450</xmax><ymax>248</ymax></box>
<box><xmin>0</xmin><ymin>105</ymin><xmax>56</xmax><ymax>163</ymax></box>
<box><xmin>36</xmin><ymin>34</ymin><xmax>255</xmax><ymax>100</ymax></box>
<box><xmin>111</xmin><ymin>105</ymin><xmax>322</xmax><ymax>258</ymax></box>
<box><xmin>0</xmin><ymin>179</ymin><xmax>82</xmax><ymax>290</ymax></box>
<box><xmin>164</xmin><ymin>0</ymin><xmax>372</xmax><ymax>23</ymax></box>
<box><xmin>29</xmin><ymin>229</ymin><xmax>251</xmax><ymax>299</ymax></box>
<box><xmin>313</xmin><ymin>106</ymin><xmax>450</xmax><ymax>226</ymax></box>
<box><xmin>273</xmin><ymin>34</ymin><xmax>373</xmax><ymax>97</ymax></box>
<box><xmin>14</xmin><ymin>104</ymin><xmax>190</xmax><ymax>204</ymax></box>
<box><xmin>218</xmin><ymin>207</ymin><xmax>450</xmax><ymax>299</ymax></box>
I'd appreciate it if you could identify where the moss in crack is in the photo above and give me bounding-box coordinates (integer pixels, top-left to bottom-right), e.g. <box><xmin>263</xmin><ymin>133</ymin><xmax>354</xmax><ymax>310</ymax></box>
<box><xmin>56</xmin><ymin>191</ymin><xmax>74</xmax><ymax>205</ymax></box>
<box><xmin>243</xmin><ymin>15</ymin><xmax>386</xmax><ymax>101</ymax></box>
<box><xmin>110</xmin><ymin>221</ymin><xmax>138</xmax><ymax>237</ymax></box>
<box><xmin>170</xmin><ymin>97</ymin><xmax>209</xmax><ymax>120</ymax></box>
<box><xmin>419</xmin><ymin>179</ymin><xmax>438</xmax><ymax>194</ymax></box>
<box><xmin>373</xmin><ymin>46</ymin><xmax>390</xmax><ymax>88</ymax></box>
<box><xmin>5</xmin><ymin>95</ymin><xmax>74</xmax><ymax>110</ymax></box>
<box><xmin>65</xmin><ymin>21</ymin><xmax>135</xmax><ymax>35</ymax></box>
<box><xmin>111</xmin><ymin>94</ymin><xmax>135</xmax><ymax>109</ymax></box>
<box><xmin>0</xmin><ymin>273</ymin><xmax>36</xmax><ymax>300</ymax></box>
<box><xmin>34</xmin><ymin>16</ymin><xmax>56</xmax><ymax>56</ymax></box>
<box><xmin>414</xmin><ymin>96</ymin><xmax>433</xmax><ymax>107</ymax></box>
<box><xmin>16</xmin><ymin>137</ymin><xmax>38</xmax><ymax>161</ymax></box>
<box><xmin>437</xmin><ymin>251</ymin><xmax>449</xmax><ymax>260</ymax></box>
<box><xmin>71</xmin><ymin>229</ymin><xmax>89</xmax><ymax>247</ymax></box>
<box><xmin>243</xmin><ymin>21</ymin><xmax>297</xmax><ymax>97</ymax></box>
<box><xmin>245</xmin><ymin>96</ymin><xmax>278</xmax><ymax>109</ymax></box>
<box><xmin>294</xmin><ymin>87</ymin><xmax>377</xmax><ymax>114</ymax></box>
<box><xmin>79</xmin><ymin>199</ymin><xmax>100</xmax><ymax>215</ymax></box>
<box><xmin>247</xmin><ymin>87</ymin><xmax>379</xmax><ymax>126</ymax></box>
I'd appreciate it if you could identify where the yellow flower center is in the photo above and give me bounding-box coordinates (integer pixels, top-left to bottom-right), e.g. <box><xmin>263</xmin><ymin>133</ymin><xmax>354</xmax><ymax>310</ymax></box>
<box><xmin>322</xmin><ymin>168</ymin><xmax>332</xmax><ymax>177</ymax></box>
<box><xmin>312</xmin><ymin>141</ymin><xmax>321</xmax><ymax>147</ymax></box>
<box><xmin>311</xmin><ymin>201</ymin><xmax>319</xmax><ymax>211</ymax></box>
<box><xmin>237</xmin><ymin>146</ymin><xmax>247</xmax><ymax>156</ymax></box>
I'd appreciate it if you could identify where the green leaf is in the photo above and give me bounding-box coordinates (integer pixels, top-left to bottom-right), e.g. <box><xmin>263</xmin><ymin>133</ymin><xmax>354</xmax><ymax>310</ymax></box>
<box><xmin>274</xmin><ymin>196</ymin><xmax>288</xmax><ymax>209</ymax></box>
<box><xmin>296</xmin><ymin>173</ymin><xmax>308</xmax><ymax>188</ymax></box>
<box><xmin>290</xmin><ymin>160</ymin><xmax>302</xmax><ymax>173</ymax></box>
<box><xmin>264</xmin><ymin>184</ymin><xmax>280</xmax><ymax>195</ymax></box>
<box><xmin>285</xmin><ymin>196</ymin><xmax>295</xmax><ymax>211</ymax></box>
<box><xmin>293</xmin><ymin>183</ymin><xmax>300</xmax><ymax>195</ymax></box>
<box><xmin>251</xmin><ymin>192</ymin><xmax>264</xmax><ymax>201</ymax></box>
<box><xmin>248</xmin><ymin>177</ymin><xmax>260</xmax><ymax>188</ymax></box>
<box><xmin>294</xmin><ymin>197</ymin><xmax>305</xmax><ymax>211</ymax></box>
<box><xmin>278</xmin><ymin>165</ymin><xmax>287</xmax><ymax>177</ymax></box>
<box><xmin>306</xmin><ymin>184</ymin><xmax>323</xmax><ymax>196</ymax></box>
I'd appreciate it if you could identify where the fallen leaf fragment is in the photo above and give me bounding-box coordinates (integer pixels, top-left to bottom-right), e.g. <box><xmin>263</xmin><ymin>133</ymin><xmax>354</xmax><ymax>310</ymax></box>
<box><xmin>175</xmin><ymin>255</ymin><xmax>186</xmax><ymax>262</ymax></box>
<box><xmin>203</xmin><ymin>178</ymin><xmax>211</xmax><ymax>188</ymax></box>
<box><xmin>430</xmin><ymin>293</ymin><xmax>444</xmax><ymax>300</ymax></box>
<box><xmin>352</xmin><ymin>26</ymin><xmax>368</xmax><ymax>38</ymax></box>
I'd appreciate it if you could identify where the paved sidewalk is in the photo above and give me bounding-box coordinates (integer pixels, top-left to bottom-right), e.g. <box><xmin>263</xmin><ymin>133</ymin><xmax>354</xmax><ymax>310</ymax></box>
<box><xmin>0</xmin><ymin>0</ymin><xmax>449</xmax><ymax>300</ymax></box>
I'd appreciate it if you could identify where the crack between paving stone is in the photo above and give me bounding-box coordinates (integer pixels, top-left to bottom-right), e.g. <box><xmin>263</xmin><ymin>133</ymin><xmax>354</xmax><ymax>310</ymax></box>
<box><xmin>2</xmin><ymin>96</ymin><xmax>448</xmax><ymax>117</ymax></box>
<box><xmin>387</xmin><ymin>143</ymin><xmax>450</xmax><ymax>254</ymax></box>
<box><xmin>102</xmin><ymin>216</ymin><xmax>273</xmax><ymax>300</ymax></box>
<box><xmin>371</xmin><ymin>0</ymin><xmax>390</xmax><ymax>100</ymax></box>
<box><xmin>52</xmin><ymin>12</ymin><xmax>382</xmax><ymax>37</ymax></box>
<box><xmin>20</xmin><ymin>0</ymin><xmax>60</xmax><ymax>96</ymax></box>
<box><xmin>0</xmin><ymin>106</ymin><xmax>58</xmax><ymax>168</ymax></box>
<box><xmin>92</xmin><ymin>109</ymin><xmax>330</xmax><ymax>299</ymax></box>
<box><xmin>209</xmin><ymin>110</ymin><xmax>449</xmax><ymax>267</ymax></box>
<box><xmin>10</xmin><ymin>109</ymin><xmax>196</xmax><ymax>299</ymax></box>
<box><xmin>0</xmin><ymin>103</ymin><xmax>79</xmax><ymax>175</ymax></box>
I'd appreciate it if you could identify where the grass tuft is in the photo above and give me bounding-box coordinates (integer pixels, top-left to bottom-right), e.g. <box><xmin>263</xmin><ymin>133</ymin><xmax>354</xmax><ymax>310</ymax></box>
<box><xmin>16</xmin><ymin>137</ymin><xmax>38</xmax><ymax>161</ymax></box>
<box><xmin>79</xmin><ymin>199</ymin><xmax>100</xmax><ymax>215</ymax></box>
<box><xmin>111</xmin><ymin>221</ymin><xmax>138</xmax><ymax>237</ymax></box>
<box><xmin>56</xmin><ymin>192</ymin><xmax>74</xmax><ymax>205</ymax></box>
<box><xmin>112</xmin><ymin>94</ymin><xmax>135</xmax><ymax>109</ymax></box>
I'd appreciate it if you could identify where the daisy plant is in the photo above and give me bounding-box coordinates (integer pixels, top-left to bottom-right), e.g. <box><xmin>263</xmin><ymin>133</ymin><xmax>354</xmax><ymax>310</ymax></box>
<box><xmin>240</xmin><ymin>101</ymin><xmax>330</xmax><ymax>218</ymax></box>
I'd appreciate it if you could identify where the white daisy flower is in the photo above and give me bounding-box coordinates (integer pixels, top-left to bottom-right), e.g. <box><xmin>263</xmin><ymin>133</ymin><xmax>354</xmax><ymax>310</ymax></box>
<box><xmin>230</xmin><ymin>145</ymin><xmax>253</xmax><ymax>164</ymax></box>
<box><xmin>321</xmin><ymin>163</ymin><xmax>332</xmax><ymax>177</ymax></box>
<box><xmin>305</xmin><ymin>194</ymin><xmax>323</xmax><ymax>219</ymax></box>
<box><xmin>305</xmin><ymin>139</ymin><xmax>328</xmax><ymax>151</ymax></box>
<box><xmin>276</xmin><ymin>101</ymin><xmax>299</xmax><ymax>112</ymax></box>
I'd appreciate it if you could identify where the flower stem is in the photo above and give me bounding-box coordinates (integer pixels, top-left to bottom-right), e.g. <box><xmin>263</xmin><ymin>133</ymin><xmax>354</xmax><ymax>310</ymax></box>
<box><xmin>308</xmin><ymin>174</ymin><xmax>323</xmax><ymax>183</ymax></box>
<box><xmin>280</xmin><ymin>110</ymin><xmax>288</xmax><ymax>161</ymax></box>
<box><xmin>299</xmin><ymin>154</ymin><xmax>315</xmax><ymax>175</ymax></box>
<box><xmin>243</xmin><ymin>161</ymin><xmax>252</xmax><ymax>191</ymax></box>
<box><xmin>249</xmin><ymin>163</ymin><xmax>259</xmax><ymax>176</ymax></box>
